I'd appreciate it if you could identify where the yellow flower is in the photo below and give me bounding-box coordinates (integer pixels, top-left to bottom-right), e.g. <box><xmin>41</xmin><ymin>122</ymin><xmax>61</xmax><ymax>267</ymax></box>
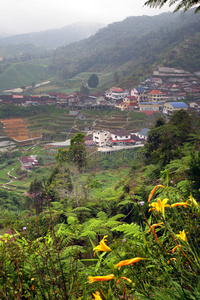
<box><xmin>88</xmin><ymin>274</ymin><xmax>115</xmax><ymax>283</ymax></box>
<box><xmin>148</xmin><ymin>185</ymin><xmax>166</xmax><ymax>202</ymax></box>
<box><xmin>171</xmin><ymin>245</ymin><xmax>182</xmax><ymax>253</ymax></box>
<box><xmin>93</xmin><ymin>235</ymin><xmax>111</xmax><ymax>255</ymax></box>
<box><xmin>188</xmin><ymin>195</ymin><xmax>198</xmax><ymax>209</ymax></box>
<box><xmin>116</xmin><ymin>276</ymin><xmax>133</xmax><ymax>285</ymax></box>
<box><xmin>149</xmin><ymin>198</ymin><xmax>170</xmax><ymax>217</ymax></box>
<box><xmin>167</xmin><ymin>258</ymin><xmax>177</xmax><ymax>264</ymax></box>
<box><xmin>176</xmin><ymin>230</ymin><xmax>188</xmax><ymax>243</ymax></box>
<box><xmin>171</xmin><ymin>201</ymin><xmax>188</xmax><ymax>208</ymax></box>
<box><xmin>92</xmin><ymin>292</ymin><xmax>103</xmax><ymax>300</ymax></box>
<box><xmin>147</xmin><ymin>222</ymin><xmax>164</xmax><ymax>233</ymax></box>
<box><xmin>147</xmin><ymin>222</ymin><xmax>164</xmax><ymax>242</ymax></box>
<box><xmin>121</xmin><ymin>276</ymin><xmax>132</xmax><ymax>283</ymax></box>
<box><xmin>115</xmin><ymin>257</ymin><xmax>147</xmax><ymax>270</ymax></box>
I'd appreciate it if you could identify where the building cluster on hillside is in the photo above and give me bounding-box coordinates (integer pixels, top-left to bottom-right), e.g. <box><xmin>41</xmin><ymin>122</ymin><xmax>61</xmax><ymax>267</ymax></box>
<box><xmin>83</xmin><ymin>128</ymin><xmax>149</xmax><ymax>150</ymax></box>
<box><xmin>1</xmin><ymin>66</ymin><xmax>200</xmax><ymax>116</ymax></box>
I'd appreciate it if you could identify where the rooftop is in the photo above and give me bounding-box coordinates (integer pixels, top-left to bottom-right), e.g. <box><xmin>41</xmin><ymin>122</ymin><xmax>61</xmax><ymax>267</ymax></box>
<box><xmin>168</xmin><ymin>102</ymin><xmax>188</xmax><ymax>108</ymax></box>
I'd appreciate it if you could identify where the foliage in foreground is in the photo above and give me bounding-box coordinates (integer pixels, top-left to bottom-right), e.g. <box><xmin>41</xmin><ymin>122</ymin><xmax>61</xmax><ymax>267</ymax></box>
<box><xmin>0</xmin><ymin>178</ymin><xmax>199</xmax><ymax>299</ymax></box>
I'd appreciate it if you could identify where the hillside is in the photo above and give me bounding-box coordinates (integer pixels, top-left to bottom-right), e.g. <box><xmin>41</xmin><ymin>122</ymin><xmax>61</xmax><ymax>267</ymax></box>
<box><xmin>0</xmin><ymin>22</ymin><xmax>104</xmax><ymax>50</ymax></box>
<box><xmin>51</xmin><ymin>10</ymin><xmax>200</xmax><ymax>87</ymax></box>
<box><xmin>0</xmin><ymin>10</ymin><xmax>200</xmax><ymax>92</ymax></box>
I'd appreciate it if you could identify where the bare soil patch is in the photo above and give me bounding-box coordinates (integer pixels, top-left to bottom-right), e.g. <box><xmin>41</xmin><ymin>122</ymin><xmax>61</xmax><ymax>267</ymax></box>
<box><xmin>1</xmin><ymin>118</ymin><xmax>41</xmax><ymax>142</ymax></box>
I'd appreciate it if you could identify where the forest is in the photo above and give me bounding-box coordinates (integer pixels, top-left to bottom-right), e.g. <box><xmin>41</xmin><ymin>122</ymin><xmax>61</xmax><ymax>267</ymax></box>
<box><xmin>0</xmin><ymin>109</ymin><xmax>199</xmax><ymax>299</ymax></box>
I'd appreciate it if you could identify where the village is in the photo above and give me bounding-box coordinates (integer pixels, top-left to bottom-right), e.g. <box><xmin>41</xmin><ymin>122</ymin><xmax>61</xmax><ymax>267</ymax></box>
<box><xmin>0</xmin><ymin>66</ymin><xmax>200</xmax><ymax>115</ymax></box>
<box><xmin>1</xmin><ymin>65</ymin><xmax>200</xmax><ymax>167</ymax></box>
<box><xmin>0</xmin><ymin>65</ymin><xmax>196</xmax><ymax>170</ymax></box>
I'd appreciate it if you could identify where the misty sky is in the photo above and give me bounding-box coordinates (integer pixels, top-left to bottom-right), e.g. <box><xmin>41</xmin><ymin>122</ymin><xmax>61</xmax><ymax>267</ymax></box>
<box><xmin>0</xmin><ymin>0</ymin><xmax>176</xmax><ymax>35</ymax></box>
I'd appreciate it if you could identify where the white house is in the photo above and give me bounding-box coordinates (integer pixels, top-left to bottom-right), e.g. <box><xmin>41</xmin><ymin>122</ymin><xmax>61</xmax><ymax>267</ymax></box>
<box><xmin>130</xmin><ymin>87</ymin><xmax>148</xmax><ymax>102</ymax></box>
<box><xmin>93</xmin><ymin>130</ymin><xmax>110</xmax><ymax>147</ymax></box>
<box><xmin>134</xmin><ymin>128</ymin><xmax>150</xmax><ymax>140</ymax></box>
<box><xmin>105</xmin><ymin>87</ymin><xmax>128</xmax><ymax>101</ymax></box>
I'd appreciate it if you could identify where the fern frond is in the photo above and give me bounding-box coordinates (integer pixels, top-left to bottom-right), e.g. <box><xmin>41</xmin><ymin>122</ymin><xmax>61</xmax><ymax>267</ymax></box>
<box><xmin>117</xmin><ymin>200</ymin><xmax>134</xmax><ymax>206</ymax></box>
<box><xmin>111</xmin><ymin>223</ymin><xmax>141</xmax><ymax>238</ymax></box>
<box><xmin>177</xmin><ymin>180</ymin><xmax>190</xmax><ymax>195</ymax></box>
<box><xmin>104</xmin><ymin>220</ymin><xmax>120</xmax><ymax>228</ymax></box>
<box><xmin>83</xmin><ymin>219</ymin><xmax>103</xmax><ymax>231</ymax></box>
<box><xmin>109</xmin><ymin>214</ymin><xmax>125</xmax><ymax>221</ymax></box>
<box><xmin>80</xmin><ymin>230</ymin><xmax>96</xmax><ymax>239</ymax></box>
<box><xmin>72</xmin><ymin>207</ymin><xmax>91</xmax><ymax>212</ymax></box>
<box><xmin>97</xmin><ymin>211</ymin><xmax>107</xmax><ymax>220</ymax></box>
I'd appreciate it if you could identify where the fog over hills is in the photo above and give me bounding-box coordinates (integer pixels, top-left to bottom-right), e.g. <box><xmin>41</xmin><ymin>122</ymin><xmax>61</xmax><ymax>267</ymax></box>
<box><xmin>0</xmin><ymin>22</ymin><xmax>105</xmax><ymax>49</ymax></box>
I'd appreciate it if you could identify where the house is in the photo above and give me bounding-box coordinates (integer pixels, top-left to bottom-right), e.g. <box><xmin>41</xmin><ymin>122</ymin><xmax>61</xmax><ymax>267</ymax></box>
<box><xmin>19</xmin><ymin>156</ymin><xmax>38</xmax><ymax>171</ymax></box>
<box><xmin>110</xmin><ymin>129</ymin><xmax>135</xmax><ymax>146</ymax></box>
<box><xmin>56</xmin><ymin>93</ymin><xmax>68</xmax><ymax>106</ymax></box>
<box><xmin>138</xmin><ymin>102</ymin><xmax>162</xmax><ymax>112</ymax></box>
<box><xmin>134</xmin><ymin>128</ymin><xmax>150</xmax><ymax>140</ymax></box>
<box><xmin>105</xmin><ymin>87</ymin><xmax>128</xmax><ymax>101</ymax></box>
<box><xmin>115</xmin><ymin>102</ymin><xmax>128</xmax><ymax>111</ymax></box>
<box><xmin>123</xmin><ymin>96</ymin><xmax>137</xmax><ymax>105</ymax></box>
<box><xmin>131</xmin><ymin>134</ymin><xmax>146</xmax><ymax>145</ymax></box>
<box><xmin>131</xmin><ymin>87</ymin><xmax>148</xmax><ymax>102</ymax></box>
<box><xmin>163</xmin><ymin>102</ymin><xmax>188</xmax><ymax>115</ymax></box>
<box><xmin>83</xmin><ymin>135</ymin><xmax>96</xmax><ymax>147</ymax></box>
<box><xmin>147</xmin><ymin>90</ymin><xmax>167</xmax><ymax>102</ymax></box>
<box><xmin>189</xmin><ymin>101</ymin><xmax>200</xmax><ymax>112</ymax></box>
<box><xmin>93</xmin><ymin>130</ymin><xmax>110</xmax><ymax>147</ymax></box>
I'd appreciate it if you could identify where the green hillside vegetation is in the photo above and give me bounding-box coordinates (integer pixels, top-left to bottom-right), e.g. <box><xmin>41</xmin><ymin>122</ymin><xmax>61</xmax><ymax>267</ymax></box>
<box><xmin>0</xmin><ymin>110</ymin><xmax>199</xmax><ymax>299</ymax></box>
<box><xmin>0</xmin><ymin>104</ymin><xmax>161</xmax><ymax>144</ymax></box>
<box><xmin>0</xmin><ymin>10</ymin><xmax>200</xmax><ymax>92</ymax></box>
<box><xmin>0</xmin><ymin>60</ymin><xmax>51</xmax><ymax>93</ymax></box>
<box><xmin>50</xmin><ymin>10</ymin><xmax>200</xmax><ymax>89</ymax></box>
<box><xmin>0</xmin><ymin>44</ymin><xmax>50</xmax><ymax>59</ymax></box>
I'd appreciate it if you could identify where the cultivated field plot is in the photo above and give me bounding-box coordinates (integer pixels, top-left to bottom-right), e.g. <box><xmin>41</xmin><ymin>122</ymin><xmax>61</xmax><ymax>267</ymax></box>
<box><xmin>1</xmin><ymin>118</ymin><xmax>41</xmax><ymax>142</ymax></box>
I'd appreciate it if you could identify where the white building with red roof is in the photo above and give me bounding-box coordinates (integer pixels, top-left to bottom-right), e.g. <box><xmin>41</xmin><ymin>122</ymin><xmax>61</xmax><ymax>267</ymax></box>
<box><xmin>110</xmin><ymin>129</ymin><xmax>135</xmax><ymax>146</ymax></box>
<box><xmin>105</xmin><ymin>87</ymin><xmax>128</xmax><ymax>101</ymax></box>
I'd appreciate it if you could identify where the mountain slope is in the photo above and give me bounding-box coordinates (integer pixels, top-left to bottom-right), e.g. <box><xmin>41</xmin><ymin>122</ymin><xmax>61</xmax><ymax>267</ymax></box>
<box><xmin>0</xmin><ymin>22</ymin><xmax>104</xmax><ymax>49</ymax></box>
<box><xmin>51</xmin><ymin>10</ymin><xmax>200</xmax><ymax>84</ymax></box>
<box><xmin>0</xmin><ymin>10</ymin><xmax>200</xmax><ymax>92</ymax></box>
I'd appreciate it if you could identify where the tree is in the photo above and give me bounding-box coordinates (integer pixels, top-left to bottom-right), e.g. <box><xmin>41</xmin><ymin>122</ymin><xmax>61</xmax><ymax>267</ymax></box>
<box><xmin>113</xmin><ymin>71</ymin><xmax>119</xmax><ymax>84</ymax></box>
<box><xmin>88</xmin><ymin>74</ymin><xmax>99</xmax><ymax>88</ymax></box>
<box><xmin>55</xmin><ymin>132</ymin><xmax>87</xmax><ymax>171</ymax></box>
<box><xmin>145</xmin><ymin>0</ymin><xmax>200</xmax><ymax>13</ymax></box>
<box><xmin>188</xmin><ymin>151</ymin><xmax>200</xmax><ymax>201</ymax></box>
<box><xmin>80</xmin><ymin>84</ymin><xmax>89</xmax><ymax>95</ymax></box>
<box><xmin>28</xmin><ymin>179</ymin><xmax>46</xmax><ymax>214</ymax></box>
<box><xmin>154</xmin><ymin>117</ymin><xmax>166</xmax><ymax>128</ymax></box>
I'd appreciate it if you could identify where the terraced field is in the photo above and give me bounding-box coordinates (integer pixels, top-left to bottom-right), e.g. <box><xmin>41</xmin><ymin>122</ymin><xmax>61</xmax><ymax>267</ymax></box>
<box><xmin>1</xmin><ymin>118</ymin><xmax>41</xmax><ymax>142</ymax></box>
